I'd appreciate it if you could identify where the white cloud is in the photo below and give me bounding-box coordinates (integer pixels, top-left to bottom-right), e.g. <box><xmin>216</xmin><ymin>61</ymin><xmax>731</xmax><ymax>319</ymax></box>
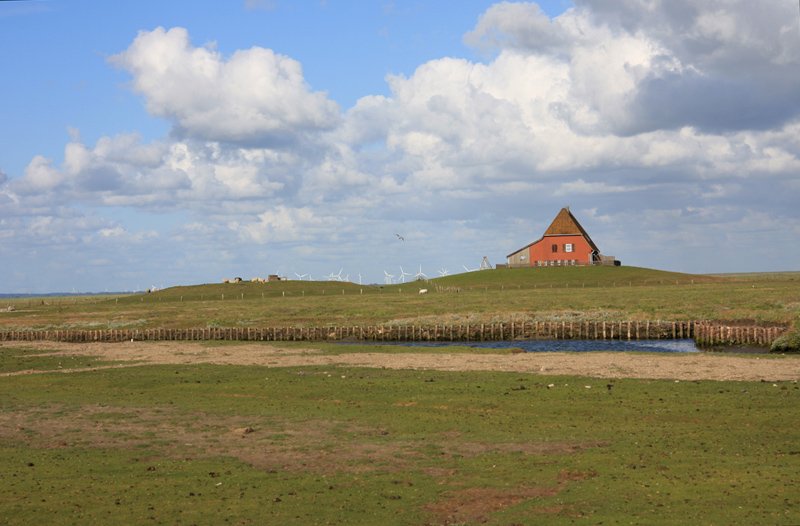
<box><xmin>232</xmin><ymin>205</ymin><xmax>330</xmax><ymax>243</ymax></box>
<box><xmin>110</xmin><ymin>27</ymin><xmax>341</xmax><ymax>145</ymax></box>
<box><xmin>3</xmin><ymin>5</ymin><xmax>800</xmax><ymax>291</ymax></box>
<box><xmin>15</xmin><ymin>155</ymin><xmax>64</xmax><ymax>194</ymax></box>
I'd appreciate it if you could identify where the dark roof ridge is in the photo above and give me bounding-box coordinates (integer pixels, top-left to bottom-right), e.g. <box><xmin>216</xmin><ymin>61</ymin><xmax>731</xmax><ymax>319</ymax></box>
<box><xmin>544</xmin><ymin>207</ymin><xmax>599</xmax><ymax>252</ymax></box>
<box><xmin>506</xmin><ymin>208</ymin><xmax>600</xmax><ymax>257</ymax></box>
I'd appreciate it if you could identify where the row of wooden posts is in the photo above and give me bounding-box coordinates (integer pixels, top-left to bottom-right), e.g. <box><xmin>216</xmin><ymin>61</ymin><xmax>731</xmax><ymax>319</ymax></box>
<box><xmin>0</xmin><ymin>321</ymin><xmax>786</xmax><ymax>347</ymax></box>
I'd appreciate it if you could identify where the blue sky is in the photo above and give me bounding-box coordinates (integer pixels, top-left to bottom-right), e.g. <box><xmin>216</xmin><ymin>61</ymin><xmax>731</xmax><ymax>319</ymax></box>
<box><xmin>1</xmin><ymin>0</ymin><xmax>799</xmax><ymax>292</ymax></box>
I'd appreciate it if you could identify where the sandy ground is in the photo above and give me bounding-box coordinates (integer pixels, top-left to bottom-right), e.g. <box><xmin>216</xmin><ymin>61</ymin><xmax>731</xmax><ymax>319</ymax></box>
<box><xmin>2</xmin><ymin>340</ymin><xmax>798</xmax><ymax>382</ymax></box>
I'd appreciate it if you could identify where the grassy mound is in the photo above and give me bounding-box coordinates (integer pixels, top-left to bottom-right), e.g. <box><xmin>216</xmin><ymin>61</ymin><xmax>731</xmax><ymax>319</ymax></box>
<box><xmin>432</xmin><ymin>265</ymin><xmax>718</xmax><ymax>289</ymax></box>
<box><xmin>770</xmin><ymin>327</ymin><xmax>800</xmax><ymax>353</ymax></box>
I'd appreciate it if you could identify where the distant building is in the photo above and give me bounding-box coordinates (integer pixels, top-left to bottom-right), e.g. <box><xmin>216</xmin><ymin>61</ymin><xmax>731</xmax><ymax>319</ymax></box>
<box><xmin>506</xmin><ymin>207</ymin><xmax>619</xmax><ymax>268</ymax></box>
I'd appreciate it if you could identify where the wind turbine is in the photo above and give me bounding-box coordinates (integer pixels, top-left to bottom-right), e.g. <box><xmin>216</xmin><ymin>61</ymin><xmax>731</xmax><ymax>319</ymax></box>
<box><xmin>438</xmin><ymin>268</ymin><xmax>450</xmax><ymax>277</ymax></box>
<box><xmin>294</xmin><ymin>272</ymin><xmax>308</xmax><ymax>281</ymax></box>
<box><xmin>398</xmin><ymin>266</ymin><xmax>412</xmax><ymax>283</ymax></box>
<box><xmin>463</xmin><ymin>264</ymin><xmax>477</xmax><ymax>272</ymax></box>
<box><xmin>414</xmin><ymin>265</ymin><xmax>428</xmax><ymax>281</ymax></box>
<box><xmin>383</xmin><ymin>270</ymin><xmax>395</xmax><ymax>285</ymax></box>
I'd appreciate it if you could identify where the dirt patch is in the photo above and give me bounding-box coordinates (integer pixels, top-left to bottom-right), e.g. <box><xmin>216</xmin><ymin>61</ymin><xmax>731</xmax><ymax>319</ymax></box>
<box><xmin>0</xmin><ymin>404</ymin><xmax>594</xmax><ymax>477</ymax></box>
<box><xmin>425</xmin><ymin>470</ymin><xmax>596</xmax><ymax>524</ymax></box>
<box><xmin>0</xmin><ymin>403</ymin><xmax>408</xmax><ymax>474</ymax></box>
<box><xmin>2</xmin><ymin>341</ymin><xmax>799</xmax><ymax>381</ymax></box>
<box><xmin>426</xmin><ymin>486</ymin><xmax>558</xmax><ymax>525</ymax></box>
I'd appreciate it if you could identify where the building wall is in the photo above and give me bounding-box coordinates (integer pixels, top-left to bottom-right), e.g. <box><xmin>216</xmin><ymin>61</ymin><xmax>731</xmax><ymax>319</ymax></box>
<box><xmin>507</xmin><ymin>246</ymin><xmax>532</xmax><ymax>267</ymax></box>
<box><xmin>529</xmin><ymin>234</ymin><xmax>595</xmax><ymax>266</ymax></box>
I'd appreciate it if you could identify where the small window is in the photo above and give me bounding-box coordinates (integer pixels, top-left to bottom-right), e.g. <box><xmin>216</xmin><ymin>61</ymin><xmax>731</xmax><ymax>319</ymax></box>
<box><xmin>564</xmin><ymin>243</ymin><xmax>574</xmax><ymax>253</ymax></box>
<box><xmin>551</xmin><ymin>244</ymin><xmax>558</xmax><ymax>253</ymax></box>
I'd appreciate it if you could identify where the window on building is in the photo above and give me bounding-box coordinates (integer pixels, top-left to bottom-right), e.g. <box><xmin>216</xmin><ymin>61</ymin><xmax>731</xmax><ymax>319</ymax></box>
<box><xmin>551</xmin><ymin>244</ymin><xmax>558</xmax><ymax>253</ymax></box>
<box><xmin>564</xmin><ymin>243</ymin><xmax>574</xmax><ymax>253</ymax></box>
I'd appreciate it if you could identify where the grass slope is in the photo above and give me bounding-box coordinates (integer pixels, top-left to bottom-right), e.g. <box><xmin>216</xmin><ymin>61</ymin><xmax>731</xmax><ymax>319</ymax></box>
<box><xmin>1</xmin><ymin>267</ymin><xmax>798</xmax><ymax>330</ymax></box>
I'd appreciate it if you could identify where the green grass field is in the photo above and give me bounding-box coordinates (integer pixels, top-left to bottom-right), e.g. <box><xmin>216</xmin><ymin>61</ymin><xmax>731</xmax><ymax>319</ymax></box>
<box><xmin>2</xmin><ymin>267</ymin><xmax>799</xmax><ymax>330</ymax></box>
<box><xmin>2</xmin><ymin>268</ymin><xmax>799</xmax><ymax>523</ymax></box>
<box><xmin>1</xmin><ymin>344</ymin><xmax>798</xmax><ymax>525</ymax></box>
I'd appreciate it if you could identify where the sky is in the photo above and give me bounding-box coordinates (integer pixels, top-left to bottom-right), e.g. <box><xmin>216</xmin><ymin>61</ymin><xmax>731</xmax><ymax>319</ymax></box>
<box><xmin>1</xmin><ymin>0</ymin><xmax>799</xmax><ymax>293</ymax></box>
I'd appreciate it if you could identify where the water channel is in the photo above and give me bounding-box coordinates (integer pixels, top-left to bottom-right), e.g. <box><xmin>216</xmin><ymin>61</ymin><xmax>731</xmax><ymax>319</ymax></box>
<box><xmin>362</xmin><ymin>339</ymin><xmax>701</xmax><ymax>353</ymax></box>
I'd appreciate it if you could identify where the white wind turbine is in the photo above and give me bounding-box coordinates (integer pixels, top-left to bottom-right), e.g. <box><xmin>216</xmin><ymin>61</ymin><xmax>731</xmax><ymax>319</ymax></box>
<box><xmin>294</xmin><ymin>272</ymin><xmax>308</xmax><ymax>281</ymax></box>
<box><xmin>463</xmin><ymin>264</ymin><xmax>478</xmax><ymax>272</ymax></box>
<box><xmin>398</xmin><ymin>266</ymin><xmax>412</xmax><ymax>283</ymax></box>
<box><xmin>383</xmin><ymin>270</ymin><xmax>395</xmax><ymax>285</ymax></box>
<box><xmin>414</xmin><ymin>265</ymin><xmax>428</xmax><ymax>281</ymax></box>
<box><xmin>438</xmin><ymin>268</ymin><xmax>450</xmax><ymax>277</ymax></box>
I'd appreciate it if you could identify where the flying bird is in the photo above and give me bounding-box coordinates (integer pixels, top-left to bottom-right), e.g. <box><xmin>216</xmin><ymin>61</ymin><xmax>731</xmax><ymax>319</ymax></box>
<box><xmin>395</xmin><ymin>234</ymin><xmax>404</xmax><ymax>241</ymax></box>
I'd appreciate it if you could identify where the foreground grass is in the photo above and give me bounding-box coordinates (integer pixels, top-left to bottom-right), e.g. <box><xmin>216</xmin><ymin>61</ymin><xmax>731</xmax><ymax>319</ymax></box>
<box><xmin>2</xmin><ymin>267</ymin><xmax>799</xmax><ymax>330</ymax></box>
<box><xmin>0</xmin><ymin>346</ymin><xmax>120</xmax><ymax>374</ymax></box>
<box><xmin>0</xmin><ymin>348</ymin><xmax>798</xmax><ymax>524</ymax></box>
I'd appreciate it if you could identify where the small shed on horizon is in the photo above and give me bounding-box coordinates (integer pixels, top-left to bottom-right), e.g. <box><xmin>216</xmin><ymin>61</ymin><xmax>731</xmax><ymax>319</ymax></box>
<box><xmin>506</xmin><ymin>208</ymin><xmax>619</xmax><ymax>268</ymax></box>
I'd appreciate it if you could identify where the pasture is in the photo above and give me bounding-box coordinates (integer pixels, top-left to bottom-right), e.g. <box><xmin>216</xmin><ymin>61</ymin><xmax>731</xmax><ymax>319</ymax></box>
<box><xmin>1</xmin><ymin>341</ymin><xmax>799</xmax><ymax>525</ymax></box>
<box><xmin>1</xmin><ymin>267</ymin><xmax>799</xmax><ymax>524</ymax></box>
<box><xmin>1</xmin><ymin>267</ymin><xmax>799</xmax><ymax>331</ymax></box>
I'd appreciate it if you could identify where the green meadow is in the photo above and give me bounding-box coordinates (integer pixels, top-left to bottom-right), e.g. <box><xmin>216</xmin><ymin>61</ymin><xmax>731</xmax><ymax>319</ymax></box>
<box><xmin>2</xmin><ymin>267</ymin><xmax>799</xmax><ymax>330</ymax></box>
<box><xmin>2</xmin><ymin>267</ymin><xmax>799</xmax><ymax>523</ymax></box>
<box><xmin>1</xmin><ymin>344</ymin><xmax>799</xmax><ymax>525</ymax></box>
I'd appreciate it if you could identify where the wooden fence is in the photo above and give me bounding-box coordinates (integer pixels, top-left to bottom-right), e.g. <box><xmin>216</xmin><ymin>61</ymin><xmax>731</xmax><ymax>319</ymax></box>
<box><xmin>0</xmin><ymin>321</ymin><xmax>786</xmax><ymax>347</ymax></box>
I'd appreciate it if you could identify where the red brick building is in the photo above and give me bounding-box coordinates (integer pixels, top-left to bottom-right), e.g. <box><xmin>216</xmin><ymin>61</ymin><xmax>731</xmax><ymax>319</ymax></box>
<box><xmin>506</xmin><ymin>208</ymin><xmax>618</xmax><ymax>268</ymax></box>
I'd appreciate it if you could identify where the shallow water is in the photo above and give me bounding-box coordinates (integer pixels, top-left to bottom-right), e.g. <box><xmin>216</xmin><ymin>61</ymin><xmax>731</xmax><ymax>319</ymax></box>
<box><xmin>363</xmin><ymin>339</ymin><xmax>701</xmax><ymax>353</ymax></box>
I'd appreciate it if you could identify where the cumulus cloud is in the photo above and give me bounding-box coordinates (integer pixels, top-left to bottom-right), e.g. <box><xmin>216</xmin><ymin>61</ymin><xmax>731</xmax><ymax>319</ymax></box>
<box><xmin>464</xmin><ymin>1</ymin><xmax>571</xmax><ymax>54</ymax></box>
<box><xmin>465</xmin><ymin>0</ymin><xmax>800</xmax><ymax>134</ymax></box>
<box><xmin>3</xmin><ymin>6</ymin><xmax>800</xmax><ymax>292</ymax></box>
<box><xmin>232</xmin><ymin>206</ymin><xmax>330</xmax><ymax>243</ymax></box>
<box><xmin>110</xmin><ymin>27</ymin><xmax>341</xmax><ymax>145</ymax></box>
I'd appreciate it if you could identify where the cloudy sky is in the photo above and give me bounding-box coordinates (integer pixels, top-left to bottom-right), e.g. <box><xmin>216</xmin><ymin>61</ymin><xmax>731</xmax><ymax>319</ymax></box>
<box><xmin>2</xmin><ymin>0</ymin><xmax>799</xmax><ymax>292</ymax></box>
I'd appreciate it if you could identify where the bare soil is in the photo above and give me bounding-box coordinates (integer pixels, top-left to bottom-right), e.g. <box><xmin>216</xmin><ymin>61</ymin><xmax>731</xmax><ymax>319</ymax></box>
<box><xmin>2</xmin><ymin>341</ymin><xmax>799</xmax><ymax>381</ymax></box>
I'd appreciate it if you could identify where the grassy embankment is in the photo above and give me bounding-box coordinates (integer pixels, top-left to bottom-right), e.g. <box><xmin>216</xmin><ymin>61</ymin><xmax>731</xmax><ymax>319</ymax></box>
<box><xmin>1</xmin><ymin>267</ymin><xmax>799</xmax><ymax>331</ymax></box>
<box><xmin>1</xmin><ymin>344</ymin><xmax>798</xmax><ymax>525</ymax></box>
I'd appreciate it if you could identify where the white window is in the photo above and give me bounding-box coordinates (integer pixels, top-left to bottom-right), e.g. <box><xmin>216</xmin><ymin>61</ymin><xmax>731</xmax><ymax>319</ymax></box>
<box><xmin>564</xmin><ymin>243</ymin><xmax>574</xmax><ymax>253</ymax></box>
